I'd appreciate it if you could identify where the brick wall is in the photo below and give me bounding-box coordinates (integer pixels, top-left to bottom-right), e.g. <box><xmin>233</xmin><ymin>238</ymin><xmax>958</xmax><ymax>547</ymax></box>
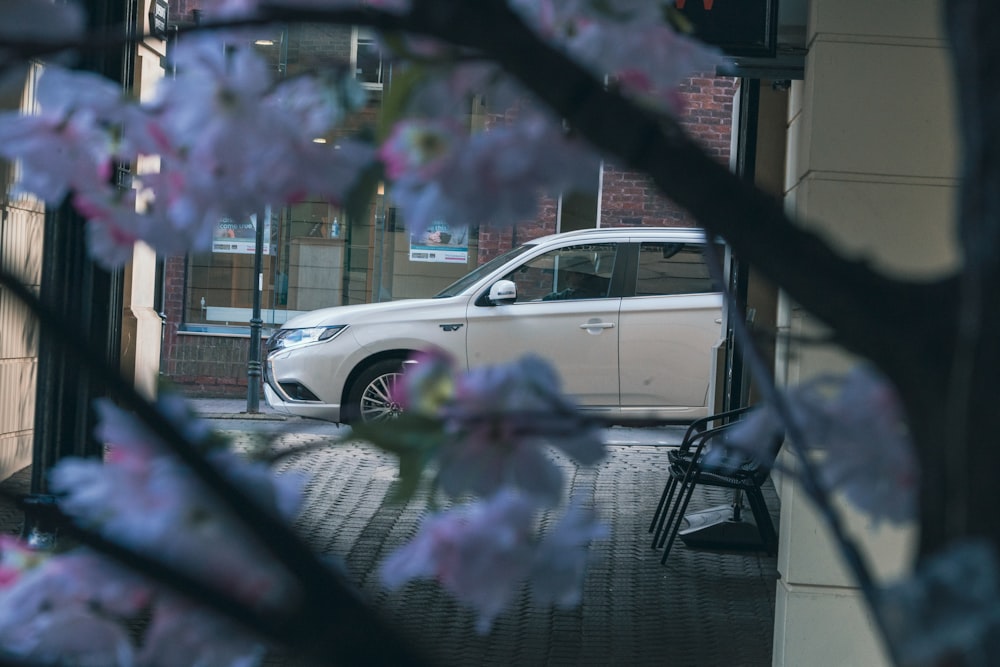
<box><xmin>161</xmin><ymin>255</ymin><xmax>259</xmax><ymax>397</ymax></box>
<box><xmin>600</xmin><ymin>70</ymin><xmax>741</xmax><ymax>229</ymax></box>
<box><xmin>477</xmin><ymin>74</ymin><xmax>737</xmax><ymax>261</ymax></box>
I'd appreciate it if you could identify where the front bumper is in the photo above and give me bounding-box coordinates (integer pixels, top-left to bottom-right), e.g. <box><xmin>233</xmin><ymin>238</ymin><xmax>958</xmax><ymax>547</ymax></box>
<box><xmin>263</xmin><ymin>356</ymin><xmax>344</xmax><ymax>422</ymax></box>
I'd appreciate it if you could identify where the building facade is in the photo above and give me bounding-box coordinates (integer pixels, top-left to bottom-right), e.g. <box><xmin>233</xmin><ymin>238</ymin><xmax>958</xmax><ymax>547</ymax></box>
<box><xmin>157</xmin><ymin>4</ymin><xmax>739</xmax><ymax>397</ymax></box>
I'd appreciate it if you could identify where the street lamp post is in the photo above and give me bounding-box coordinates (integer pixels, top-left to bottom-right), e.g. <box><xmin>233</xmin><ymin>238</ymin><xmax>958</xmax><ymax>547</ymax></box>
<box><xmin>246</xmin><ymin>208</ymin><xmax>266</xmax><ymax>413</ymax></box>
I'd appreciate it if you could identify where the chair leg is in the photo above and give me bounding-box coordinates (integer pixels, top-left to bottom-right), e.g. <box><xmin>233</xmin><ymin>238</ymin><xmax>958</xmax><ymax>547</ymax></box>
<box><xmin>655</xmin><ymin>468</ymin><xmax>691</xmax><ymax>550</ymax></box>
<box><xmin>650</xmin><ymin>470</ymin><xmax>685</xmax><ymax>548</ymax></box>
<box><xmin>660</xmin><ymin>471</ymin><xmax>700</xmax><ymax>564</ymax></box>
<box><xmin>745</xmin><ymin>486</ymin><xmax>778</xmax><ymax>556</ymax></box>
<box><xmin>649</xmin><ymin>474</ymin><xmax>675</xmax><ymax>535</ymax></box>
<box><xmin>653</xmin><ymin>478</ymin><xmax>687</xmax><ymax>549</ymax></box>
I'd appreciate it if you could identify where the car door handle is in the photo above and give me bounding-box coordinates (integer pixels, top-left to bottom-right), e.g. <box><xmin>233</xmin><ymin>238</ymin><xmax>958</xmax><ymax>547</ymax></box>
<box><xmin>579</xmin><ymin>321</ymin><xmax>615</xmax><ymax>330</ymax></box>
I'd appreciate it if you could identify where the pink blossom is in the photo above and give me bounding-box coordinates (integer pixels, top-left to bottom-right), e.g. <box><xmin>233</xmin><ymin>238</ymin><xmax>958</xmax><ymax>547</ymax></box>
<box><xmin>395</xmin><ymin>351</ymin><xmax>606</xmax><ymax>504</ymax></box>
<box><xmin>139</xmin><ymin>596</ymin><xmax>265</xmax><ymax>667</ymax></box>
<box><xmin>380</xmin><ymin>119</ymin><xmax>462</xmax><ymax>180</ymax></box>
<box><xmin>722</xmin><ymin>366</ymin><xmax>918</xmax><ymax>525</ymax></box>
<box><xmin>0</xmin><ymin>607</ymin><xmax>136</xmax><ymax>667</ymax></box>
<box><xmin>0</xmin><ymin>36</ymin><xmax>375</xmax><ymax>269</ymax></box>
<box><xmin>50</xmin><ymin>395</ymin><xmax>306</xmax><ymax>610</ymax></box>
<box><xmin>381</xmin><ymin>491</ymin><xmax>606</xmax><ymax>633</ymax></box>
<box><xmin>403</xmin><ymin>62</ymin><xmax>525</xmax><ymax>120</ymax></box>
<box><xmin>0</xmin><ymin>545</ymin><xmax>267</xmax><ymax>666</ymax></box>
<box><xmin>530</xmin><ymin>498</ymin><xmax>608</xmax><ymax>608</ymax></box>
<box><xmin>817</xmin><ymin>366</ymin><xmax>918</xmax><ymax>525</ymax></box>
<box><xmin>509</xmin><ymin>0</ymin><xmax>721</xmax><ymax>109</ymax></box>
<box><xmin>380</xmin><ymin>492</ymin><xmax>536</xmax><ymax>633</ymax></box>
<box><xmin>0</xmin><ymin>551</ymin><xmax>153</xmax><ymax>624</ymax></box>
<box><xmin>392</xmin><ymin>347</ymin><xmax>456</xmax><ymax>415</ymax></box>
<box><xmin>880</xmin><ymin>540</ymin><xmax>1000</xmax><ymax>666</ymax></box>
<box><xmin>0</xmin><ymin>110</ymin><xmax>114</xmax><ymax>203</ymax></box>
<box><xmin>0</xmin><ymin>536</ymin><xmax>47</xmax><ymax>588</ymax></box>
<box><xmin>384</xmin><ymin>113</ymin><xmax>601</xmax><ymax>234</ymax></box>
<box><xmin>0</xmin><ymin>549</ymin><xmax>153</xmax><ymax>666</ymax></box>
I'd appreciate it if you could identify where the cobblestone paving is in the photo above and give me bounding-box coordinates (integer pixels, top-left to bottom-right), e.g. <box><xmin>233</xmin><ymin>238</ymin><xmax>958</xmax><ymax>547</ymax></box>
<box><xmin>249</xmin><ymin>430</ymin><xmax>779</xmax><ymax>667</ymax></box>
<box><xmin>0</xmin><ymin>430</ymin><xmax>778</xmax><ymax>667</ymax></box>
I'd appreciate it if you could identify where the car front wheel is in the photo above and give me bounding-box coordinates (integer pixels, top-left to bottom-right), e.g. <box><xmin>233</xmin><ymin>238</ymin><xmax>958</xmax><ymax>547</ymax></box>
<box><xmin>344</xmin><ymin>359</ymin><xmax>406</xmax><ymax>424</ymax></box>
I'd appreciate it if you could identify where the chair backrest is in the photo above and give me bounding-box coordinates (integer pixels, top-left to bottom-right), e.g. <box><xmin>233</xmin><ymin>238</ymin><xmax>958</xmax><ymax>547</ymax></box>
<box><xmin>678</xmin><ymin>405</ymin><xmax>756</xmax><ymax>455</ymax></box>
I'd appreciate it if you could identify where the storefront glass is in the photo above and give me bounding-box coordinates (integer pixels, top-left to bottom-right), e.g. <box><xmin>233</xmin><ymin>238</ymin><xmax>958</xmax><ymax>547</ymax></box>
<box><xmin>180</xmin><ymin>25</ymin><xmax>482</xmax><ymax>335</ymax></box>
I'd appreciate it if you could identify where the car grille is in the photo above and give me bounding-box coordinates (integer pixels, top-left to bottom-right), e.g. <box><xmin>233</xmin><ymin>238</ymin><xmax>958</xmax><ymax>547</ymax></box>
<box><xmin>277</xmin><ymin>382</ymin><xmax>321</xmax><ymax>402</ymax></box>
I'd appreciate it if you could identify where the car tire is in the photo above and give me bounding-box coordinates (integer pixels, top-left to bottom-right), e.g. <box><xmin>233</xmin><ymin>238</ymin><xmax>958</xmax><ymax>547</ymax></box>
<box><xmin>343</xmin><ymin>358</ymin><xmax>406</xmax><ymax>424</ymax></box>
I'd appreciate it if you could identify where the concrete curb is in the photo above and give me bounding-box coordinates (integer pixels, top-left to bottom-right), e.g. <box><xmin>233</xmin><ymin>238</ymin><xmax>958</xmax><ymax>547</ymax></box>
<box><xmin>202</xmin><ymin>412</ymin><xmax>291</xmax><ymax>421</ymax></box>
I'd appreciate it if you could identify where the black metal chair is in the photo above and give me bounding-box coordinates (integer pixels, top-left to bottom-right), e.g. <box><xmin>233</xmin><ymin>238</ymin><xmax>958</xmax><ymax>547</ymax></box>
<box><xmin>650</xmin><ymin>409</ymin><xmax>781</xmax><ymax>565</ymax></box>
<box><xmin>647</xmin><ymin>406</ymin><xmax>754</xmax><ymax>548</ymax></box>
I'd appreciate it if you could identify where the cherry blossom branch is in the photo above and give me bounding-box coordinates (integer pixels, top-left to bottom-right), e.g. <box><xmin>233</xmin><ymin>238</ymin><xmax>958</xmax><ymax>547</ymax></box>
<box><xmin>1</xmin><ymin>490</ymin><xmax>287</xmax><ymax>639</ymax></box>
<box><xmin>0</xmin><ymin>268</ymin><xmax>427</xmax><ymax>666</ymax></box>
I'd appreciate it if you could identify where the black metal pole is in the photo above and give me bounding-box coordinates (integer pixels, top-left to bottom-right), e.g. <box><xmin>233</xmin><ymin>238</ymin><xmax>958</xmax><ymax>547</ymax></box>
<box><xmin>24</xmin><ymin>0</ymin><xmax>134</xmax><ymax>547</ymax></box>
<box><xmin>722</xmin><ymin>77</ymin><xmax>760</xmax><ymax>412</ymax></box>
<box><xmin>246</xmin><ymin>208</ymin><xmax>265</xmax><ymax>413</ymax></box>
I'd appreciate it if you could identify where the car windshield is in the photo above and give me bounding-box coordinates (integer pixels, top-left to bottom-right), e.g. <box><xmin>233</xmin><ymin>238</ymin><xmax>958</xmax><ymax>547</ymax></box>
<box><xmin>434</xmin><ymin>244</ymin><xmax>535</xmax><ymax>297</ymax></box>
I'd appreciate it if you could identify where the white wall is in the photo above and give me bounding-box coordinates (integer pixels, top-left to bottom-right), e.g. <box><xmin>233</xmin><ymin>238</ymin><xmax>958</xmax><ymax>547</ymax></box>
<box><xmin>775</xmin><ymin>0</ymin><xmax>958</xmax><ymax>664</ymax></box>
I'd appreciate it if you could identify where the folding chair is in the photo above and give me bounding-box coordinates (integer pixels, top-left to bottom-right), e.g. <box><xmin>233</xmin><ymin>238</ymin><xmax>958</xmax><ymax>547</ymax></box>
<box><xmin>651</xmin><ymin>412</ymin><xmax>782</xmax><ymax>565</ymax></box>
<box><xmin>648</xmin><ymin>406</ymin><xmax>754</xmax><ymax>549</ymax></box>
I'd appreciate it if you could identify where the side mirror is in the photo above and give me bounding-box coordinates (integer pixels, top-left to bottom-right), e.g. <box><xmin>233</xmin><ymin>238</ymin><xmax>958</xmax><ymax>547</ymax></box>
<box><xmin>488</xmin><ymin>280</ymin><xmax>517</xmax><ymax>305</ymax></box>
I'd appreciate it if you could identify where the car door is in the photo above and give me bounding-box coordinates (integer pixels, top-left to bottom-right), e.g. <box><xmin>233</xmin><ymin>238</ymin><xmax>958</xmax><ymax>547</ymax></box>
<box><xmin>618</xmin><ymin>240</ymin><xmax>724</xmax><ymax>415</ymax></box>
<box><xmin>464</xmin><ymin>242</ymin><xmax>622</xmax><ymax>407</ymax></box>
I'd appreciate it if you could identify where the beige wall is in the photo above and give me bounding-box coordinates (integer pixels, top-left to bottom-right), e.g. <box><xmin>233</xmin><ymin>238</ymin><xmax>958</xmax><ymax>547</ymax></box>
<box><xmin>774</xmin><ymin>0</ymin><xmax>958</xmax><ymax>664</ymax></box>
<box><xmin>0</xmin><ymin>65</ymin><xmax>44</xmax><ymax>481</ymax></box>
<box><xmin>119</xmin><ymin>13</ymin><xmax>169</xmax><ymax>402</ymax></box>
<box><xmin>0</xmin><ymin>198</ymin><xmax>42</xmax><ymax>480</ymax></box>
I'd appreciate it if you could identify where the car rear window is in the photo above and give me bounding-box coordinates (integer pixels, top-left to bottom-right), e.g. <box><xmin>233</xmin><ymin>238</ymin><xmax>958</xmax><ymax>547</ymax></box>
<box><xmin>634</xmin><ymin>242</ymin><xmax>719</xmax><ymax>296</ymax></box>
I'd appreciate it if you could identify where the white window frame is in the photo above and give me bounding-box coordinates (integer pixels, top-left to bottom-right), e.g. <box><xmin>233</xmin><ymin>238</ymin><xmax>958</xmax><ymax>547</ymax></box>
<box><xmin>350</xmin><ymin>27</ymin><xmax>384</xmax><ymax>91</ymax></box>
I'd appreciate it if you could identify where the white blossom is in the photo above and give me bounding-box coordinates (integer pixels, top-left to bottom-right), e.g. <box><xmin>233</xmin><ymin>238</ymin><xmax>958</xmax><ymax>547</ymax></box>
<box><xmin>880</xmin><ymin>540</ymin><xmax>1000</xmax><ymax>667</ymax></box>
<box><xmin>719</xmin><ymin>366</ymin><xmax>918</xmax><ymax>525</ymax></box>
<box><xmin>381</xmin><ymin>490</ymin><xmax>606</xmax><ymax>633</ymax></box>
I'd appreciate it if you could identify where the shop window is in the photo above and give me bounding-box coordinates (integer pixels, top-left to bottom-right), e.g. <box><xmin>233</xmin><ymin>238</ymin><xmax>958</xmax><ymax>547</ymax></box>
<box><xmin>352</xmin><ymin>28</ymin><xmax>383</xmax><ymax>89</ymax></box>
<box><xmin>558</xmin><ymin>162</ymin><xmax>602</xmax><ymax>233</ymax></box>
<box><xmin>184</xmin><ymin>202</ymin><xmax>347</xmax><ymax>332</ymax></box>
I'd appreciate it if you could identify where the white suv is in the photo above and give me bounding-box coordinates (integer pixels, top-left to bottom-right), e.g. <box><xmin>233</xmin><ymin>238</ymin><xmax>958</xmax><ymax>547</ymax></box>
<box><xmin>264</xmin><ymin>227</ymin><xmax>723</xmax><ymax>423</ymax></box>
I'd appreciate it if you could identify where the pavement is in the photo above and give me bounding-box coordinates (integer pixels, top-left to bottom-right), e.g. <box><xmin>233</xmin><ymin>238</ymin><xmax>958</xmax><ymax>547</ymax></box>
<box><xmin>189</xmin><ymin>397</ymin><xmax>694</xmax><ymax>446</ymax></box>
<box><xmin>0</xmin><ymin>399</ymin><xmax>779</xmax><ymax>666</ymax></box>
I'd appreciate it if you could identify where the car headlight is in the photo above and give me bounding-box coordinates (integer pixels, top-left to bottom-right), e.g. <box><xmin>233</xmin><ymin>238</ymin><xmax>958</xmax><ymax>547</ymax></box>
<box><xmin>267</xmin><ymin>325</ymin><xmax>348</xmax><ymax>352</ymax></box>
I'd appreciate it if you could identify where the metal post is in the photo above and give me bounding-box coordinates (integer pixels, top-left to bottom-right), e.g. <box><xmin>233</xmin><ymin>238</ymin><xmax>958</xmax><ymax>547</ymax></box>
<box><xmin>722</xmin><ymin>77</ymin><xmax>760</xmax><ymax>413</ymax></box>
<box><xmin>246</xmin><ymin>208</ymin><xmax>266</xmax><ymax>413</ymax></box>
<box><xmin>24</xmin><ymin>0</ymin><xmax>133</xmax><ymax>548</ymax></box>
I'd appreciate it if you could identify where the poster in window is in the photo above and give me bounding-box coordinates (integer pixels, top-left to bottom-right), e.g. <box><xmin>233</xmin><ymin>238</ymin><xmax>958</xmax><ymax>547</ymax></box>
<box><xmin>409</xmin><ymin>221</ymin><xmax>469</xmax><ymax>264</ymax></box>
<box><xmin>212</xmin><ymin>210</ymin><xmax>275</xmax><ymax>255</ymax></box>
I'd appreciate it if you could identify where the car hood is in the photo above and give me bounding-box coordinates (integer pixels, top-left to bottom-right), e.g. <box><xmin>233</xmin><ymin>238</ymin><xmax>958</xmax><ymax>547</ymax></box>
<box><xmin>280</xmin><ymin>297</ymin><xmax>459</xmax><ymax>328</ymax></box>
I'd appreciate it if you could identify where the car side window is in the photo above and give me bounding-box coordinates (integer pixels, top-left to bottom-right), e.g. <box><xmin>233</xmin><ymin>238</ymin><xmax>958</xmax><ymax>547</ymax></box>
<box><xmin>503</xmin><ymin>243</ymin><xmax>617</xmax><ymax>302</ymax></box>
<box><xmin>634</xmin><ymin>242</ymin><xmax>718</xmax><ymax>296</ymax></box>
